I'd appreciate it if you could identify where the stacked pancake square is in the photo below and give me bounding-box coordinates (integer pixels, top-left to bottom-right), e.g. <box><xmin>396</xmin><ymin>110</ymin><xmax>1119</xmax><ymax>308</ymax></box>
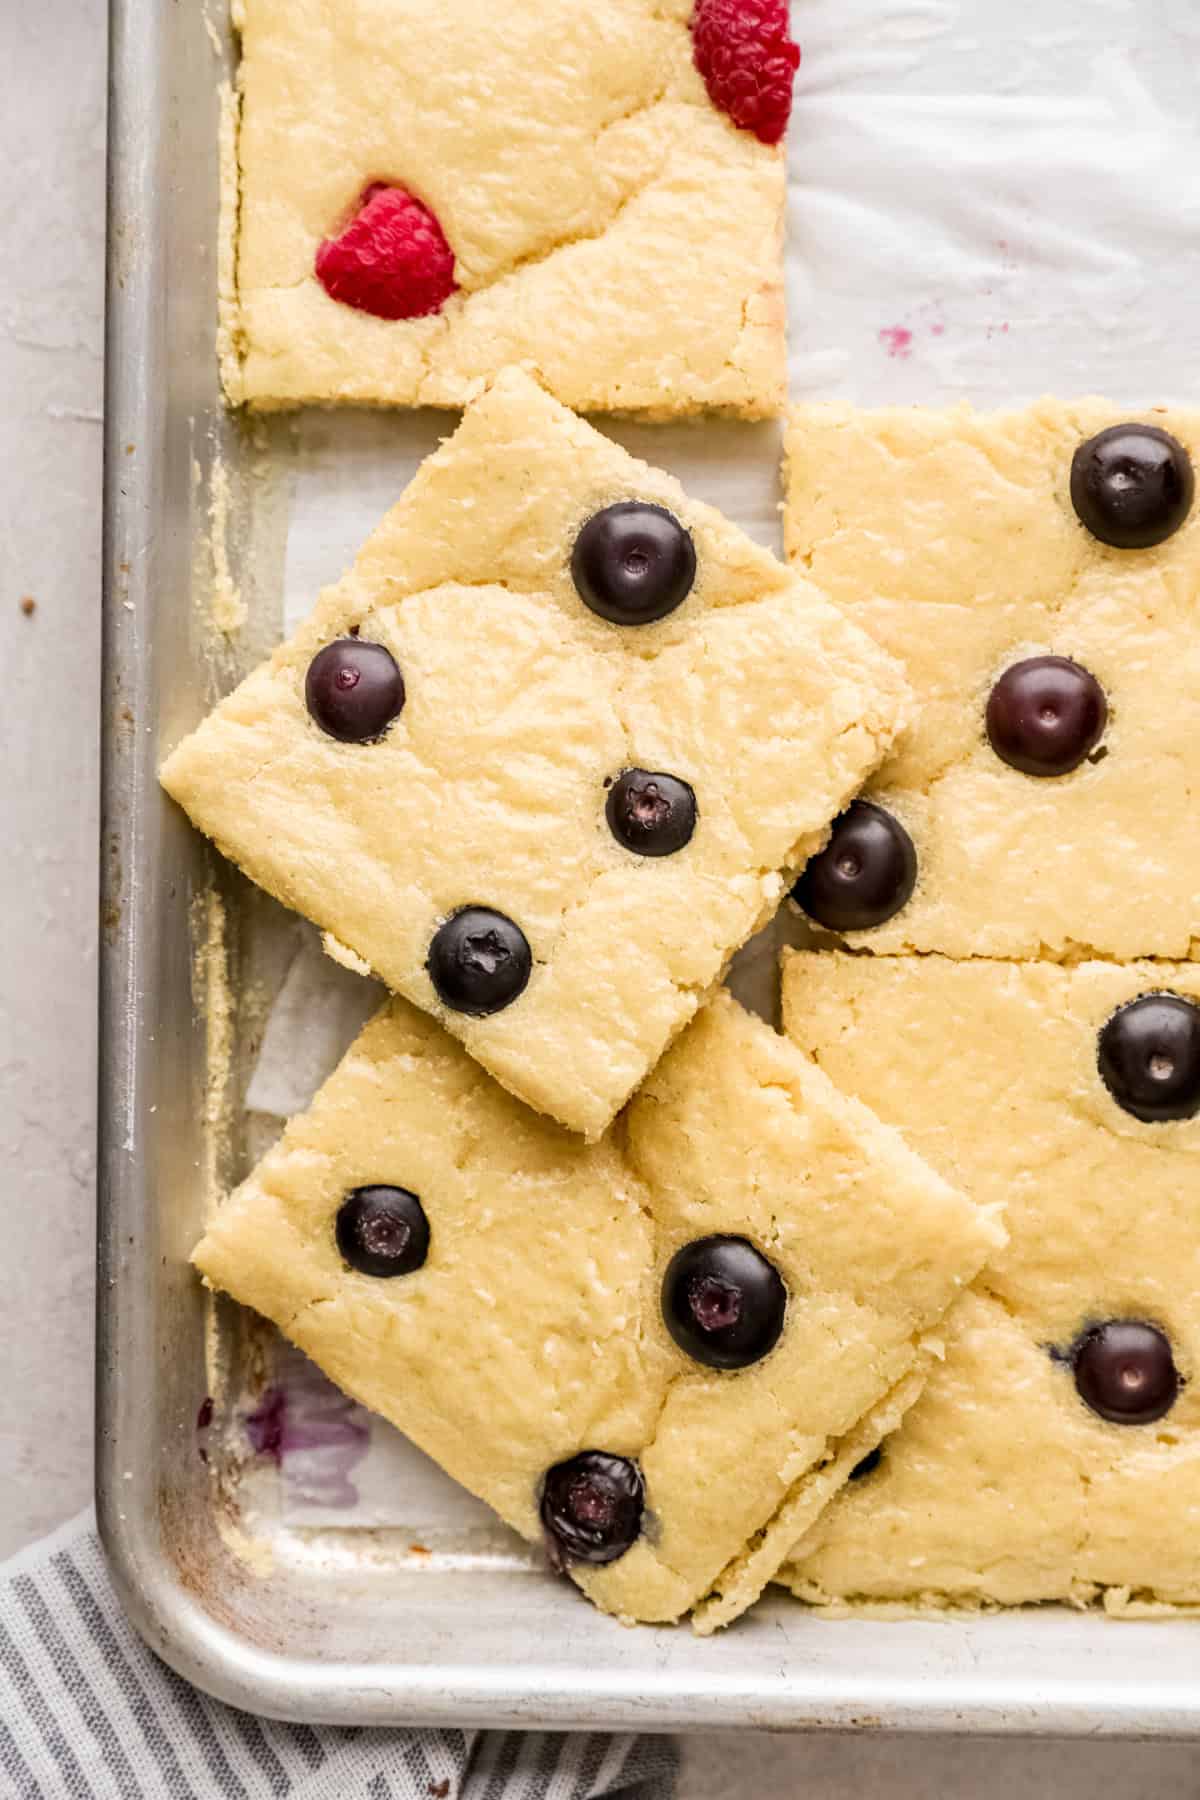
<box><xmin>170</xmin><ymin>368</ymin><xmax>1010</xmax><ymax>1628</ymax></box>
<box><xmin>779</xmin><ymin>401</ymin><xmax>1200</xmax><ymax>1609</ymax></box>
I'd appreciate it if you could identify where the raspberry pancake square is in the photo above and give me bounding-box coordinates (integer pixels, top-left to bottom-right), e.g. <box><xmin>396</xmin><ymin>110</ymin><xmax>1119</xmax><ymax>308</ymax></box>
<box><xmin>228</xmin><ymin>0</ymin><xmax>798</xmax><ymax>417</ymax></box>
<box><xmin>162</xmin><ymin>370</ymin><xmax>909</xmax><ymax>1137</ymax></box>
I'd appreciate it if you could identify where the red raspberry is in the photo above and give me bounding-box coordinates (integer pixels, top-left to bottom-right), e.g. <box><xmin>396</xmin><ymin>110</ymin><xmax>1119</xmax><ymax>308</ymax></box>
<box><xmin>691</xmin><ymin>0</ymin><xmax>800</xmax><ymax>146</ymax></box>
<box><xmin>315</xmin><ymin>184</ymin><xmax>458</xmax><ymax>321</ymax></box>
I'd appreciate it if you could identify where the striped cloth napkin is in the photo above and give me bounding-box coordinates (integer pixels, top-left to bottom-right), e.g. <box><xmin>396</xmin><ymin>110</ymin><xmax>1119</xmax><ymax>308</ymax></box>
<box><xmin>0</xmin><ymin>1513</ymin><xmax>680</xmax><ymax>1800</ymax></box>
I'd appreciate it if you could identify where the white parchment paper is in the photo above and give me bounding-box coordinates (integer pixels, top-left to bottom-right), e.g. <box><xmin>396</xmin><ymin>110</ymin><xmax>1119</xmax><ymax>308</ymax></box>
<box><xmin>243</xmin><ymin>0</ymin><xmax>1200</xmax><ymax>1526</ymax></box>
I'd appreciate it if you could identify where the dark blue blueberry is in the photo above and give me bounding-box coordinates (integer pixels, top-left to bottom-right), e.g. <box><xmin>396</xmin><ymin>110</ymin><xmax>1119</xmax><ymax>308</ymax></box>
<box><xmin>572</xmin><ymin>503</ymin><xmax>696</xmax><ymax>625</ymax></box>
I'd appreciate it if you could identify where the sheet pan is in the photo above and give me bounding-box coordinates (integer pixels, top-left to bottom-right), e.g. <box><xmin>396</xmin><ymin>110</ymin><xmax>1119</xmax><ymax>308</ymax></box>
<box><xmin>98</xmin><ymin>0</ymin><xmax>1200</xmax><ymax>1729</ymax></box>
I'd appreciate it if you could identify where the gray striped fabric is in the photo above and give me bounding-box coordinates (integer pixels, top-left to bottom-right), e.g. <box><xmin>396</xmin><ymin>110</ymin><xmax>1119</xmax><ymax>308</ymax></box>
<box><xmin>0</xmin><ymin>1514</ymin><xmax>679</xmax><ymax>1800</ymax></box>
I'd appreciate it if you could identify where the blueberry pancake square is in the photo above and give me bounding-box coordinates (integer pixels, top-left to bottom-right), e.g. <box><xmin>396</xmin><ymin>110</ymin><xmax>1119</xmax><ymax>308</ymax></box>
<box><xmin>227</xmin><ymin>0</ymin><xmax>798</xmax><ymax>416</ymax></box>
<box><xmin>783</xmin><ymin>401</ymin><xmax>1200</xmax><ymax>959</ymax></box>
<box><xmin>194</xmin><ymin>991</ymin><xmax>1002</xmax><ymax>1631</ymax></box>
<box><xmin>162</xmin><ymin>368</ymin><xmax>910</xmax><ymax>1138</ymax></box>
<box><xmin>778</xmin><ymin>952</ymin><xmax>1200</xmax><ymax>1610</ymax></box>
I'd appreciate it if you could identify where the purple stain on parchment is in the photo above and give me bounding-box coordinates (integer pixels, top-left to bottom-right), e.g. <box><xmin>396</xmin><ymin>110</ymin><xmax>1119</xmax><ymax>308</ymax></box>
<box><xmin>244</xmin><ymin>1350</ymin><xmax>371</xmax><ymax>1508</ymax></box>
<box><xmin>245</xmin><ymin>1388</ymin><xmax>287</xmax><ymax>1459</ymax></box>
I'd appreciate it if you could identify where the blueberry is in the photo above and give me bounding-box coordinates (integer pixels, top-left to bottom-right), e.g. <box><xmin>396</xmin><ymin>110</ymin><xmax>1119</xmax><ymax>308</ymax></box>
<box><xmin>849</xmin><ymin>1444</ymin><xmax>883</xmax><ymax>1482</ymax></box>
<box><xmin>985</xmin><ymin>655</ymin><xmax>1107</xmax><ymax>777</ymax></box>
<box><xmin>1097</xmin><ymin>993</ymin><xmax>1200</xmax><ymax>1123</ymax></box>
<box><xmin>571</xmin><ymin>502</ymin><xmax>696</xmax><ymax>625</ymax></box>
<box><xmin>793</xmin><ymin>800</ymin><xmax>917</xmax><ymax>933</ymax></box>
<box><xmin>662</xmin><ymin>1236</ymin><xmax>786</xmax><ymax>1371</ymax></box>
<box><xmin>427</xmin><ymin>907</ymin><xmax>531</xmax><ymax>1016</ymax></box>
<box><xmin>1070</xmin><ymin>423</ymin><xmax>1194</xmax><ymax>549</ymax></box>
<box><xmin>1071</xmin><ymin>1320</ymin><xmax>1179</xmax><ymax>1425</ymax></box>
<box><xmin>606</xmin><ymin>769</ymin><xmax>697</xmax><ymax>857</ymax></box>
<box><xmin>336</xmin><ymin>1186</ymin><xmax>429</xmax><ymax>1277</ymax></box>
<box><xmin>540</xmin><ymin>1452</ymin><xmax>644</xmax><ymax>1566</ymax></box>
<box><xmin>305</xmin><ymin>638</ymin><xmax>406</xmax><ymax>742</ymax></box>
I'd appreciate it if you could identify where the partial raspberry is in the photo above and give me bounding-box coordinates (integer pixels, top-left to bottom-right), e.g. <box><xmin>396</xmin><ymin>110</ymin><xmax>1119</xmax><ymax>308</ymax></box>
<box><xmin>315</xmin><ymin>184</ymin><xmax>458</xmax><ymax>321</ymax></box>
<box><xmin>691</xmin><ymin>0</ymin><xmax>800</xmax><ymax>146</ymax></box>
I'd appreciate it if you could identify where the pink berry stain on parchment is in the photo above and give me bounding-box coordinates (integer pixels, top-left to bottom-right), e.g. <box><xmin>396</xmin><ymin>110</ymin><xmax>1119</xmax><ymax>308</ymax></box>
<box><xmin>879</xmin><ymin>326</ymin><xmax>915</xmax><ymax>359</ymax></box>
<box><xmin>878</xmin><ymin>316</ymin><xmax>954</xmax><ymax>358</ymax></box>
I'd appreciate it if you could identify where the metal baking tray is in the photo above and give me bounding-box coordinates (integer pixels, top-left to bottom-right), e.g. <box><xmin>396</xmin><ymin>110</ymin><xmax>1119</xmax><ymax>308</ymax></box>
<box><xmin>98</xmin><ymin>0</ymin><xmax>1200</xmax><ymax>1732</ymax></box>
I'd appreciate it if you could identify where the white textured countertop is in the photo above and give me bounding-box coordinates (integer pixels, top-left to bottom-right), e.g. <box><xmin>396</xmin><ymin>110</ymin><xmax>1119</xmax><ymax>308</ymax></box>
<box><xmin>3</xmin><ymin>0</ymin><xmax>1196</xmax><ymax>1789</ymax></box>
<box><xmin>2</xmin><ymin>0</ymin><xmax>104</xmax><ymax>1562</ymax></box>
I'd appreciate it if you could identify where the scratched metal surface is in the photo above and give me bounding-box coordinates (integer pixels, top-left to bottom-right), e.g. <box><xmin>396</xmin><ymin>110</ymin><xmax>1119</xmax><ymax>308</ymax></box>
<box><xmin>97</xmin><ymin>0</ymin><xmax>1200</xmax><ymax>1732</ymax></box>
